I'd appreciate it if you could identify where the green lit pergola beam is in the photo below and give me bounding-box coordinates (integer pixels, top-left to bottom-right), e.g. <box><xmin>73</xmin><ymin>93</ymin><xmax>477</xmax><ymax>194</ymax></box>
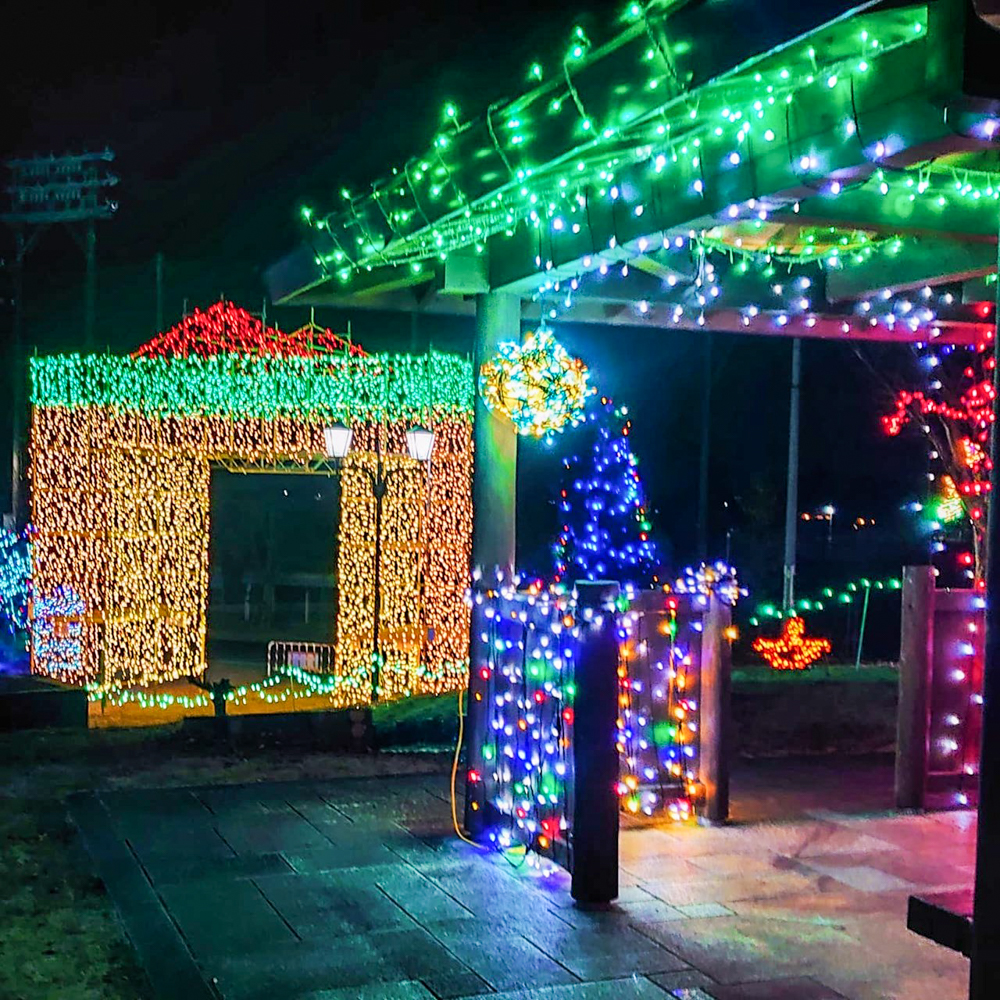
<box><xmin>825</xmin><ymin>237</ymin><xmax>995</xmax><ymax>301</ymax></box>
<box><xmin>285</xmin><ymin>285</ymin><xmax>985</xmax><ymax>345</ymax></box>
<box><xmin>487</xmin><ymin>95</ymin><xmax>983</xmax><ymax>295</ymax></box>
<box><xmin>268</xmin><ymin>3</ymin><xmax>941</xmax><ymax>305</ymax></box>
<box><xmin>771</xmin><ymin>184</ymin><xmax>1000</xmax><ymax>244</ymax></box>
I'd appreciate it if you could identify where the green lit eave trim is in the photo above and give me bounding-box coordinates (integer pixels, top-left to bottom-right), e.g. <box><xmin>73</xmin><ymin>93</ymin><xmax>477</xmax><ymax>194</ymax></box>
<box><xmin>29</xmin><ymin>351</ymin><xmax>474</xmax><ymax>420</ymax></box>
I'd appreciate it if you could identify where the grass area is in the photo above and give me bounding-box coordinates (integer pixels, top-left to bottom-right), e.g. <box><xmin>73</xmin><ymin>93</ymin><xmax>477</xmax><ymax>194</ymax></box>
<box><xmin>733</xmin><ymin>661</ymin><xmax>898</xmax><ymax>686</ymax></box>
<box><xmin>0</xmin><ymin>721</ymin><xmax>451</xmax><ymax>1000</ymax></box>
<box><xmin>372</xmin><ymin>690</ymin><xmax>461</xmax><ymax>747</ymax></box>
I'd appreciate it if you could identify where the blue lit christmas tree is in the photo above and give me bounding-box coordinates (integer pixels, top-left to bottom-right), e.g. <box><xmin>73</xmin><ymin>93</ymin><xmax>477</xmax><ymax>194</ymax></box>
<box><xmin>552</xmin><ymin>397</ymin><xmax>661</xmax><ymax>586</ymax></box>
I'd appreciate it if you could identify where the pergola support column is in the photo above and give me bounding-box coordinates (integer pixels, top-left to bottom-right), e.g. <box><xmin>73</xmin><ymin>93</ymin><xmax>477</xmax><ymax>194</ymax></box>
<box><xmin>895</xmin><ymin>566</ymin><xmax>935</xmax><ymax>811</ymax></box>
<box><xmin>465</xmin><ymin>291</ymin><xmax>519</xmax><ymax>837</ymax></box>
<box><xmin>971</xmin><ymin>224</ymin><xmax>1000</xmax><ymax>998</ymax></box>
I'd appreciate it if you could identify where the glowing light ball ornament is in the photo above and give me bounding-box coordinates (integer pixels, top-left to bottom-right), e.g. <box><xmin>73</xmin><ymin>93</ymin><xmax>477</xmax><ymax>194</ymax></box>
<box><xmin>479</xmin><ymin>328</ymin><xmax>592</xmax><ymax>437</ymax></box>
<box><xmin>675</xmin><ymin>561</ymin><xmax>745</xmax><ymax>608</ymax></box>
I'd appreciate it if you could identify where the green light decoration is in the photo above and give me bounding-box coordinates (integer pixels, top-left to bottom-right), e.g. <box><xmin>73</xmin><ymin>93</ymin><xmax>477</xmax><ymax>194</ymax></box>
<box><xmin>478</xmin><ymin>328</ymin><xmax>593</xmax><ymax>437</ymax></box>
<box><xmin>30</xmin><ymin>350</ymin><xmax>473</xmax><ymax>420</ymax></box>
<box><xmin>84</xmin><ymin>657</ymin><xmax>470</xmax><ymax>712</ymax></box>
<box><xmin>700</xmin><ymin>221</ymin><xmax>898</xmax><ymax>268</ymax></box>
<box><xmin>297</xmin><ymin>4</ymin><xmax>930</xmax><ymax>286</ymax></box>
<box><xmin>748</xmin><ymin>575</ymin><xmax>902</xmax><ymax>626</ymax></box>
<box><xmin>936</xmin><ymin>474</ymin><xmax>965</xmax><ymax>524</ymax></box>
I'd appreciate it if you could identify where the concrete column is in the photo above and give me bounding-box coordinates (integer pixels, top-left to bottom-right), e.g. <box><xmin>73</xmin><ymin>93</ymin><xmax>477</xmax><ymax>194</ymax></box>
<box><xmin>465</xmin><ymin>291</ymin><xmax>519</xmax><ymax>836</ymax></box>
<box><xmin>895</xmin><ymin>566</ymin><xmax>935</xmax><ymax>811</ymax></box>
<box><xmin>470</xmin><ymin>292</ymin><xmax>519</xmax><ymax>572</ymax></box>
<box><xmin>699</xmin><ymin>595</ymin><xmax>732</xmax><ymax>824</ymax></box>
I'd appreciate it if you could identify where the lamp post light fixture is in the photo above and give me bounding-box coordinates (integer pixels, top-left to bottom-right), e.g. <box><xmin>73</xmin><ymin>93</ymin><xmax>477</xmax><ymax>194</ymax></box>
<box><xmin>405</xmin><ymin>425</ymin><xmax>435</xmax><ymax>462</ymax></box>
<box><xmin>822</xmin><ymin>504</ymin><xmax>836</xmax><ymax>547</ymax></box>
<box><xmin>322</xmin><ymin>421</ymin><xmax>354</xmax><ymax>460</ymax></box>
<box><xmin>322</xmin><ymin>421</ymin><xmax>435</xmax><ymax>702</ymax></box>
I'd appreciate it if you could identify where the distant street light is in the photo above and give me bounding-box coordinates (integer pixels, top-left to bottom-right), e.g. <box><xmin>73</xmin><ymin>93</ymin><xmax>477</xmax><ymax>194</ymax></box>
<box><xmin>822</xmin><ymin>504</ymin><xmax>836</xmax><ymax>546</ymax></box>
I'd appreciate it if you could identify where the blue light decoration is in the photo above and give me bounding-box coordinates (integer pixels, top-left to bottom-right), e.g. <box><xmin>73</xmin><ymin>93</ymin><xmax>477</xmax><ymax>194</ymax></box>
<box><xmin>0</xmin><ymin>527</ymin><xmax>31</xmax><ymax>636</ymax></box>
<box><xmin>31</xmin><ymin>587</ymin><xmax>86</xmax><ymax>675</ymax></box>
<box><xmin>469</xmin><ymin>569</ymin><xmax>715</xmax><ymax>857</ymax></box>
<box><xmin>469</xmin><ymin>571</ymin><xmax>579</xmax><ymax>870</ymax></box>
<box><xmin>552</xmin><ymin>397</ymin><xmax>661</xmax><ymax>586</ymax></box>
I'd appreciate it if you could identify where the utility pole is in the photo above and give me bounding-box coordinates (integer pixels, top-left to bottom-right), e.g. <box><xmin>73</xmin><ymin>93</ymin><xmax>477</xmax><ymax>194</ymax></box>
<box><xmin>697</xmin><ymin>332</ymin><xmax>712</xmax><ymax>561</ymax></box>
<box><xmin>782</xmin><ymin>338</ymin><xmax>802</xmax><ymax>611</ymax></box>
<box><xmin>2</xmin><ymin>150</ymin><xmax>118</xmax><ymax>521</ymax></box>
<box><xmin>83</xmin><ymin>220</ymin><xmax>96</xmax><ymax>349</ymax></box>
<box><xmin>155</xmin><ymin>252</ymin><xmax>164</xmax><ymax>332</ymax></box>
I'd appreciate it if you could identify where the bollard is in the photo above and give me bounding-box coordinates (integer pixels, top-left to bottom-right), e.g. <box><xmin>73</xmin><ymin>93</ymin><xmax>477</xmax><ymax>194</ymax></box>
<box><xmin>699</xmin><ymin>594</ymin><xmax>732</xmax><ymax>824</ymax></box>
<box><xmin>571</xmin><ymin>581</ymin><xmax>620</xmax><ymax>906</ymax></box>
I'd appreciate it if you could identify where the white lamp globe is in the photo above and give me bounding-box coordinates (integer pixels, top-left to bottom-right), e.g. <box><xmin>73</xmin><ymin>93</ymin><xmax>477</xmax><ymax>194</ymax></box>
<box><xmin>406</xmin><ymin>425</ymin><xmax>435</xmax><ymax>462</ymax></box>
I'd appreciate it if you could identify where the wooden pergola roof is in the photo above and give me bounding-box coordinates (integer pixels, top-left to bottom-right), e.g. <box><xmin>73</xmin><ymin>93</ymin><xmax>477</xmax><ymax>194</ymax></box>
<box><xmin>265</xmin><ymin>0</ymin><xmax>1000</xmax><ymax>344</ymax></box>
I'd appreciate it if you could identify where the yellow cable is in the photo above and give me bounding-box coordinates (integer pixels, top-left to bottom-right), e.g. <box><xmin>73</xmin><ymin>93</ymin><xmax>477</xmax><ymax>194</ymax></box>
<box><xmin>450</xmin><ymin>687</ymin><xmax>479</xmax><ymax>846</ymax></box>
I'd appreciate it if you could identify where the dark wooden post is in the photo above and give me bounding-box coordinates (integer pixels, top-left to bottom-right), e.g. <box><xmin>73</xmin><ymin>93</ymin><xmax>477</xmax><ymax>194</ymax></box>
<box><xmin>464</xmin><ymin>292</ymin><xmax>519</xmax><ymax>837</ymax></box>
<box><xmin>571</xmin><ymin>581</ymin><xmax>620</xmax><ymax>906</ymax></box>
<box><xmin>970</xmin><ymin>208</ymin><xmax>1000</xmax><ymax>999</ymax></box>
<box><xmin>699</xmin><ymin>595</ymin><xmax>732</xmax><ymax>824</ymax></box>
<box><xmin>895</xmin><ymin>566</ymin><xmax>935</xmax><ymax>811</ymax></box>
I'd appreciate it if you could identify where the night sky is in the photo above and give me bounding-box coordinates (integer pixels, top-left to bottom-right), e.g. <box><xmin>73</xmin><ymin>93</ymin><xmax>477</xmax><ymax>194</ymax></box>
<box><xmin>1</xmin><ymin>0</ymin><xmax>930</xmax><ymax>608</ymax></box>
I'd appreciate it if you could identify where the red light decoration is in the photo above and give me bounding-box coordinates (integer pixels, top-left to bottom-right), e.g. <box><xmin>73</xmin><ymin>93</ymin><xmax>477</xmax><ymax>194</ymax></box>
<box><xmin>132</xmin><ymin>301</ymin><xmax>368</xmax><ymax>359</ymax></box>
<box><xmin>882</xmin><ymin>337</ymin><xmax>994</xmax><ymax>585</ymax></box>
<box><xmin>752</xmin><ymin>616</ymin><xmax>831</xmax><ymax>671</ymax></box>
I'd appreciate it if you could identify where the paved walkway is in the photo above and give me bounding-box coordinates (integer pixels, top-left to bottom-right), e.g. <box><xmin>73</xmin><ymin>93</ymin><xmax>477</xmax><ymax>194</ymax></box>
<box><xmin>72</xmin><ymin>773</ymin><xmax>972</xmax><ymax>1000</ymax></box>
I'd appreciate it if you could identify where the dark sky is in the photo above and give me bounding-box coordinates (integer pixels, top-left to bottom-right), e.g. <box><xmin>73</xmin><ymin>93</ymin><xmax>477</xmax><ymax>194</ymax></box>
<box><xmin>0</xmin><ymin>0</ymin><xmax>930</xmax><ymax>601</ymax></box>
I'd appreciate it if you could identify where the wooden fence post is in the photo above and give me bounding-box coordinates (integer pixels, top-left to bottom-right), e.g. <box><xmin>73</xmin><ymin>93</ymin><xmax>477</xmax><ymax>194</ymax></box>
<box><xmin>571</xmin><ymin>581</ymin><xmax>620</xmax><ymax>906</ymax></box>
<box><xmin>699</xmin><ymin>595</ymin><xmax>731</xmax><ymax>824</ymax></box>
<box><xmin>895</xmin><ymin>565</ymin><xmax>935</xmax><ymax>811</ymax></box>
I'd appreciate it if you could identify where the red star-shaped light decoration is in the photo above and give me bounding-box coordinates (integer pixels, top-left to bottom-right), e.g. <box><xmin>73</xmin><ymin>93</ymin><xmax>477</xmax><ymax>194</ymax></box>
<box><xmin>752</xmin><ymin>616</ymin><xmax>831</xmax><ymax>671</ymax></box>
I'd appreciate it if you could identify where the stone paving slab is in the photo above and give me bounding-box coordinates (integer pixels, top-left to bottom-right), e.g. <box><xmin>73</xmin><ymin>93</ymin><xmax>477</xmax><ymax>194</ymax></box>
<box><xmin>74</xmin><ymin>772</ymin><xmax>974</xmax><ymax>1000</ymax></box>
<box><xmin>704</xmin><ymin>981</ymin><xmax>848</xmax><ymax>1000</ymax></box>
<box><xmin>138</xmin><ymin>848</ymin><xmax>293</xmax><ymax>887</ymax></box>
<box><xmin>254</xmin><ymin>869</ymin><xmax>418</xmax><ymax>936</ymax></box>
<box><xmin>209</xmin><ymin>928</ymin><xmax>485</xmax><ymax>1000</ymax></box>
<box><xmin>301</xmin><ymin>983</ymin><xmax>437</xmax><ymax>1000</ymax></box>
<box><xmin>461</xmin><ymin>977</ymin><xmax>671</xmax><ymax>1000</ymax></box>
<box><xmin>159</xmin><ymin>878</ymin><xmax>299</xmax><ymax>957</ymax></box>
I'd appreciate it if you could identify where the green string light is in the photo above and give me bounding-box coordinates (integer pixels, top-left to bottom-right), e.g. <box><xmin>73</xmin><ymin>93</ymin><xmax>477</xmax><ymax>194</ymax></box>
<box><xmin>30</xmin><ymin>351</ymin><xmax>474</xmax><ymax>421</ymax></box>
<box><xmin>748</xmin><ymin>575</ymin><xmax>902</xmax><ymax>626</ymax></box>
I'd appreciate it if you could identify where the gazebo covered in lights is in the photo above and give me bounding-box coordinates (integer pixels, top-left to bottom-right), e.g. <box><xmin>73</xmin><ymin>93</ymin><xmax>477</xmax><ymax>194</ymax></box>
<box><xmin>265</xmin><ymin>0</ymin><xmax>1000</xmax><ymax>993</ymax></box>
<box><xmin>28</xmin><ymin>302</ymin><xmax>474</xmax><ymax>700</ymax></box>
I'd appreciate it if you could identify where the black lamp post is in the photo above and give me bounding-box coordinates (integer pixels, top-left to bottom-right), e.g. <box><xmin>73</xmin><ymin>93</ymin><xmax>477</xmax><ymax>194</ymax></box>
<box><xmin>323</xmin><ymin>421</ymin><xmax>434</xmax><ymax>703</ymax></box>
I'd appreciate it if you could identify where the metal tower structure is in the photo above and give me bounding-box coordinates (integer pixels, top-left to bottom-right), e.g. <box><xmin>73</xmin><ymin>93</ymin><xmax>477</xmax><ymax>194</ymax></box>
<box><xmin>2</xmin><ymin>149</ymin><xmax>118</xmax><ymax>521</ymax></box>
